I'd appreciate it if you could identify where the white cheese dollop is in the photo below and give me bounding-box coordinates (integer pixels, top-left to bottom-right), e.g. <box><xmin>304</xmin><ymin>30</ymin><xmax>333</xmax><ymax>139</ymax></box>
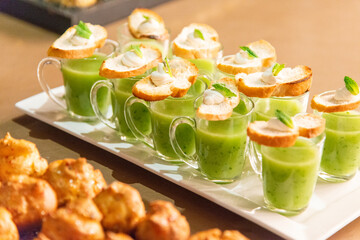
<box><xmin>261</xmin><ymin>65</ymin><xmax>277</xmax><ymax>85</ymax></box>
<box><xmin>185</xmin><ymin>31</ymin><xmax>206</xmax><ymax>48</ymax></box>
<box><xmin>334</xmin><ymin>87</ymin><xmax>359</xmax><ymax>102</ymax></box>
<box><xmin>70</xmin><ymin>33</ymin><xmax>95</xmax><ymax>46</ymax></box>
<box><xmin>267</xmin><ymin>118</ymin><xmax>292</xmax><ymax>132</ymax></box>
<box><xmin>138</xmin><ymin>18</ymin><xmax>161</xmax><ymax>35</ymax></box>
<box><xmin>150</xmin><ymin>63</ymin><xmax>175</xmax><ymax>87</ymax></box>
<box><xmin>121</xmin><ymin>51</ymin><xmax>145</xmax><ymax>68</ymax></box>
<box><xmin>203</xmin><ymin>89</ymin><xmax>225</xmax><ymax>105</ymax></box>
<box><xmin>233</xmin><ymin>50</ymin><xmax>249</xmax><ymax>64</ymax></box>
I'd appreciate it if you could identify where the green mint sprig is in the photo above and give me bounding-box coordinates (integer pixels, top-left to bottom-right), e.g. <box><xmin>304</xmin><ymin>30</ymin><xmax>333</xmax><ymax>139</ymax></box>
<box><xmin>275</xmin><ymin>109</ymin><xmax>294</xmax><ymax>128</ymax></box>
<box><xmin>143</xmin><ymin>15</ymin><xmax>150</xmax><ymax>21</ymax></box>
<box><xmin>130</xmin><ymin>45</ymin><xmax>143</xmax><ymax>58</ymax></box>
<box><xmin>272</xmin><ymin>63</ymin><xmax>285</xmax><ymax>76</ymax></box>
<box><xmin>212</xmin><ymin>83</ymin><xmax>237</xmax><ymax>98</ymax></box>
<box><xmin>239</xmin><ymin>46</ymin><xmax>258</xmax><ymax>58</ymax></box>
<box><xmin>344</xmin><ymin>76</ymin><xmax>359</xmax><ymax>95</ymax></box>
<box><xmin>75</xmin><ymin>21</ymin><xmax>92</xmax><ymax>39</ymax></box>
<box><xmin>163</xmin><ymin>57</ymin><xmax>173</xmax><ymax>77</ymax></box>
<box><xmin>194</xmin><ymin>29</ymin><xmax>205</xmax><ymax>40</ymax></box>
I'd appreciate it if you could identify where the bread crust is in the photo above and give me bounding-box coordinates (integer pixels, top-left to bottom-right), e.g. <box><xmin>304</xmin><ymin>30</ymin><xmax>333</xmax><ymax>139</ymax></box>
<box><xmin>247</xmin><ymin>122</ymin><xmax>298</xmax><ymax>148</ymax></box>
<box><xmin>47</xmin><ymin>24</ymin><xmax>107</xmax><ymax>59</ymax></box>
<box><xmin>237</xmin><ymin>78</ymin><xmax>276</xmax><ymax>98</ymax></box>
<box><xmin>128</xmin><ymin>8</ymin><xmax>169</xmax><ymax>41</ymax></box>
<box><xmin>217</xmin><ymin>62</ymin><xmax>262</xmax><ymax>75</ymax></box>
<box><xmin>311</xmin><ymin>91</ymin><xmax>360</xmax><ymax>113</ymax></box>
<box><xmin>272</xmin><ymin>65</ymin><xmax>312</xmax><ymax>97</ymax></box>
<box><xmin>293</xmin><ymin>113</ymin><xmax>325</xmax><ymax>138</ymax></box>
<box><xmin>132</xmin><ymin>75</ymin><xmax>173</xmax><ymax>101</ymax></box>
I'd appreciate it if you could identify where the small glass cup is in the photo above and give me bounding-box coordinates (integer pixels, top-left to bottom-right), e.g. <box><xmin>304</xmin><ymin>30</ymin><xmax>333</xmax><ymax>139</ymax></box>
<box><xmin>117</xmin><ymin>22</ymin><xmax>170</xmax><ymax>58</ymax></box>
<box><xmin>124</xmin><ymin>80</ymin><xmax>207</xmax><ymax>162</ymax></box>
<box><xmin>250</xmin><ymin>131</ymin><xmax>325</xmax><ymax>215</ymax></box>
<box><xmin>37</xmin><ymin>40</ymin><xmax>118</xmax><ymax>121</ymax></box>
<box><xmin>317</xmin><ymin>105</ymin><xmax>360</xmax><ymax>182</ymax></box>
<box><xmin>90</xmin><ymin>73</ymin><xmax>151</xmax><ymax>142</ymax></box>
<box><xmin>169</xmin><ymin>94</ymin><xmax>254</xmax><ymax>183</ymax></box>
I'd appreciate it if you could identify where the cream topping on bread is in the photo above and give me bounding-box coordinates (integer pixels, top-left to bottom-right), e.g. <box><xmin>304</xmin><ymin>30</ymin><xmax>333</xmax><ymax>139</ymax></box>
<box><xmin>185</xmin><ymin>31</ymin><xmax>207</xmax><ymax>48</ymax></box>
<box><xmin>121</xmin><ymin>51</ymin><xmax>145</xmax><ymax>68</ymax></box>
<box><xmin>261</xmin><ymin>65</ymin><xmax>277</xmax><ymax>84</ymax></box>
<box><xmin>70</xmin><ymin>33</ymin><xmax>95</xmax><ymax>46</ymax></box>
<box><xmin>234</xmin><ymin>50</ymin><xmax>249</xmax><ymax>64</ymax></box>
<box><xmin>175</xmin><ymin>24</ymin><xmax>219</xmax><ymax>49</ymax></box>
<box><xmin>138</xmin><ymin>18</ymin><xmax>162</xmax><ymax>35</ymax></box>
<box><xmin>203</xmin><ymin>89</ymin><xmax>225</xmax><ymax>105</ymax></box>
<box><xmin>150</xmin><ymin>63</ymin><xmax>175</xmax><ymax>87</ymax></box>
<box><xmin>334</xmin><ymin>87</ymin><xmax>359</xmax><ymax>102</ymax></box>
<box><xmin>221</xmin><ymin>55</ymin><xmax>261</xmax><ymax>68</ymax></box>
<box><xmin>267</xmin><ymin>118</ymin><xmax>292</xmax><ymax>132</ymax></box>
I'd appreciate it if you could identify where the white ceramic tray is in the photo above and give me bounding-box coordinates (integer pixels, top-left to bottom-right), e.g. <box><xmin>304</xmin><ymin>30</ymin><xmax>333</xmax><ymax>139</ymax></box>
<box><xmin>16</xmin><ymin>87</ymin><xmax>360</xmax><ymax>240</ymax></box>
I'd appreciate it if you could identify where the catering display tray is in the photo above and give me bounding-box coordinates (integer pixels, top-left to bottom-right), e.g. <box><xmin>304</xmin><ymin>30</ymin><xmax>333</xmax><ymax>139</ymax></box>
<box><xmin>16</xmin><ymin>86</ymin><xmax>360</xmax><ymax>240</ymax></box>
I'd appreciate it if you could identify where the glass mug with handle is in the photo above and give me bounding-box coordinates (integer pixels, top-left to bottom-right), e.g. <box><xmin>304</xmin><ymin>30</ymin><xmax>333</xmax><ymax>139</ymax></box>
<box><xmin>90</xmin><ymin>73</ymin><xmax>151</xmax><ymax>142</ymax></box>
<box><xmin>124</xmin><ymin>79</ymin><xmax>207</xmax><ymax>162</ymax></box>
<box><xmin>169</xmin><ymin>94</ymin><xmax>254</xmax><ymax>183</ymax></box>
<box><xmin>37</xmin><ymin>39</ymin><xmax>118</xmax><ymax>120</ymax></box>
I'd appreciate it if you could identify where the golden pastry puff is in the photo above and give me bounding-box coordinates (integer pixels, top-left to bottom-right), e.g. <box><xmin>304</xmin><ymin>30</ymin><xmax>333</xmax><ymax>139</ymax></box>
<box><xmin>42</xmin><ymin>158</ymin><xmax>107</xmax><ymax>205</ymax></box>
<box><xmin>94</xmin><ymin>181</ymin><xmax>145</xmax><ymax>234</ymax></box>
<box><xmin>0</xmin><ymin>207</ymin><xmax>19</xmax><ymax>240</ymax></box>
<box><xmin>135</xmin><ymin>200</ymin><xmax>190</xmax><ymax>240</ymax></box>
<box><xmin>106</xmin><ymin>232</ymin><xmax>134</xmax><ymax>240</ymax></box>
<box><xmin>36</xmin><ymin>198</ymin><xmax>104</xmax><ymax>240</ymax></box>
<box><xmin>0</xmin><ymin>133</ymin><xmax>47</xmax><ymax>180</ymax></box>
<box><xmin>189</xmin><ymin>228</ymin><xmax>249</xmax><ymax>240</ymax></box>
<box><xmin>0</xmin><ymin>175</ymin><xmax>57</xmax><ymax>230</ymax></box>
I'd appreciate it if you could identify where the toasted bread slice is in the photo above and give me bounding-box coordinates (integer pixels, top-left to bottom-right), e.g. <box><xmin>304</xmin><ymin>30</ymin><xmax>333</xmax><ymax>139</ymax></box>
<box><xmin>272</xmin><ymin>65</ymin><xmax>312</xmax><ymax>97</ymax></box>
<box><xmin>196</xmin><ymin>101</ymin><xmax>233</xmax><ymax>121</ymax></box>
<box><xmin>247</xmin><ymin>121</ymin><xmax>299</xmax><ymax>147</ymax></box>
<box><xmin>214</xmin><ymin>77</ymin><xmax>240</xmax><ymax>107</ymax></box>
<box><xmin>236</xmin><ymin>72</ymin><xmax>277</xmax><ymax>98</ymax></box>
<box><xmin>128</xmin><ymin>8</ymin><xmax>169</xmax><ymax>41</ymax></box>
<box><xmin>293</xmin><ymin>113</ymin><xmax>325</xmax><ymax>138</ymax></box>
<box><xmin>132</xmin><ymin>58</ymin><xmax>198</xmax><ymax>101</ymax></box>
<box><xmin>217</xmin><ymin>40</ymin><xmax>276</xmax><ymax>75</ymax></box>
<box><xmin>172</xmin><ymin>23</ymin><xmax>221</xmax><ymax>59</ymax></box>
<box><xmin>311</xmin><ymin>90</ymin><xmax>360</xmax><ymax>113</ymax></box>
<box><xmin>99</xmin><ymin>45</ymin><xmax>162</xmax><ymax>79</ymax></box>
<box><xmin>48</xmin><ymin>23</ymin><xmax>107</xmax><ymax>59</ymax></box>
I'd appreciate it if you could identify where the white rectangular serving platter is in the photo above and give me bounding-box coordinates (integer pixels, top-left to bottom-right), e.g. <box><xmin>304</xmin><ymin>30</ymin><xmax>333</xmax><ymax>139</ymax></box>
<box><xmin>15</xmin><ymin>86</ymin><xmax>360</xmax><ymax>240</ymax></box>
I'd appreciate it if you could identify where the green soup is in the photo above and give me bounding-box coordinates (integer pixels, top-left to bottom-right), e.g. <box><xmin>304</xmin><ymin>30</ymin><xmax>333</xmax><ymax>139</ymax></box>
<box><xmin>189</xmin><ymin>59</ymin><xmax>216</xmax><ymax>76</ymax></box>
<box><xmin>261</xmin><ymin>138</ymin><xmax>321</xmax><ymax>213</ymax></box>
<box><xmin>195</xmin><ymin>107</ymin><xmax>250</xmax><ymax>182</ymax></box>
<box><xmin>320</xmin><ymin>111</ymin><xmax>360</xmax><ymax>179</ymax></box>
<box><xmin>62</xmin><ymin>53</ymin><xmax>109</xmax><ymax>117</ymax></box>
<box><xmin>112</xmin><ymin>76</ymin><xmax>151</xmax><ymax>139</ymax></box>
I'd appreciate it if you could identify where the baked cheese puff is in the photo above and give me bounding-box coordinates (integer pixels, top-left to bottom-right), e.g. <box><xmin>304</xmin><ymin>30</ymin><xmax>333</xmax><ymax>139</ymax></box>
<box><xmin>94</xmin><ymin>181</ymin><xmax>145</xmax><ymax>234</ymax></box>
<box><xmin>135</xmin><ymin>200</ymin><xmax>190</xmax><ymax>240</ymax></box>
<box><xmin>106</xmin><ymin>232</ymin><xmax>134</xmax><ymax>240</ymax></box>
<box><xmin>42</xmin><ymin>158</ymin><xmax>107</xmax><ymax>205</ymax></box>
<box><xmin>189</xmin><ymin>228</ymin><xmax>249</xmax><ymax>240</ymax></box>
<box><xmin>0</xmin><ymin>207</ymin><xmax>19</xmax><ymax>240</ymax></box>
<box><xmin>36</xmin><ymin>198</ymin><xmax>104</xmax><ymax>240</ymax></box>
<box><xmin>0</xmin><ymin>133</ymin><xmax>47</xmax><ymax>180</ymax></box>
<box><xmin>0</xmin><ymin>175</ymin><xmax>57</xmax><ymax>230</ymax></box>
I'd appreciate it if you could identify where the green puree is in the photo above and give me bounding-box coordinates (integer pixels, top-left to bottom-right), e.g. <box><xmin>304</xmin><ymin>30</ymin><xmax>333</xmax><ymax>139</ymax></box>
<box><xmin>62</xmin><ymin>53</ymin><xmax>109</xmax><ymax>117</ymax></box>
<box><xmin>196</xmin><ymin>108</ymin><xmax>249</xmax><ymax>181</ymax></box>
<box><xmin>320</xmin><ymin>111</ymin><xmax>360</xmax><ymax>177</ymax></box>
<box><xmin>150</xmin><ymin>80</ymin><xmax>206</xmax><ymax>159</ymax></box>
<box><xmin>112</xmin><ymin>76</ymin><xmax>151</xmax><ymax>139</ymax></box>
<box><xmin>253</xmin><ymin>97</ymin><xmax>304</xmax><ymax>121</ymax></box>
<box><xmin>261</xmin><ymin>138</ymin><xmax>320</xmax><ymax>211</ymax></box>
<box><xmin>189</xmin><ymin>59</ymin><xmax>216</xmax><ymax>76</ymax></box>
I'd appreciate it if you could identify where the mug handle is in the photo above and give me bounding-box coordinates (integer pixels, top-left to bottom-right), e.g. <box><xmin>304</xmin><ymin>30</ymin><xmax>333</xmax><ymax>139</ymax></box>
<box><xmin>95</xmin><ymin>39</ymin><xmax>119</xmax><ymax>57</ymax></box>
<box><xmin>169</xmin><ymin>116</ymin><xmax>198</xmax><ymax>169</ymax></box>
<box><xmin>124</xmin><ymin>96</ymin><xmax>154</xmax><ymax>149</ymax></box>
<box><xmin>37</xmin><ymin>57</ymin><xmax>67</xmax><ymax>110</ymax></box>
<box><xmin>90</xmin><ymin>80</ymin><xmax>117</xmax><ymax>130</ymax></box>
<box><xmin>248</xmin><ymin>140</ymin><xmax>262</xmax><ymax>177</ymax></box>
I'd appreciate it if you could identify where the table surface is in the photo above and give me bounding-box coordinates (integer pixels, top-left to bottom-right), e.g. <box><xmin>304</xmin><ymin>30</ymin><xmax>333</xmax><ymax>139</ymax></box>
<box><xmin>1</xmin><ymin>0</ymin><xmax>360</xmax><ymax>239</ymax></box>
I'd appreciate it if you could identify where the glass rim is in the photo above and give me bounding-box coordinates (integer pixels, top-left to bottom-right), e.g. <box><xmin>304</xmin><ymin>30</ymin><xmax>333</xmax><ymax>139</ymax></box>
<box><xmin>269</xmin><ymin>90</ymin><xmax>310</xmax><ymax>100</ymax></box>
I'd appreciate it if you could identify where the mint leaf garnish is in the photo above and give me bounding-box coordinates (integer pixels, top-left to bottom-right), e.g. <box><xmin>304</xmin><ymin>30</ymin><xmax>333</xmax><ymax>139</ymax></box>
<box><xmin>272</xmin><ymin>63</ymin><xmax>285</xmax><ymax>76</ymax></box>
<box><xmin>275</xmin><ymin>109</ymin><xmax>294</xmax><ymax>128</ymax></box>
<box><xmin>212</xmin><ymin>83</ymin><xmax>237</xmax><ymax>98</ymax></box>
<box><xmin>239</xmin><ymin>46</ymin><xmax>258</xmax><ymax>58</ymax></box>
<box><xmin>344</xmin><ymin>76</ymin><xmax>359</xmax><ymax>95</ymax></box>
<box><xmin>130</xmin><ymin>45</ymin><xmax>143</xmax><ymax>58</ymax></box>
<box><xmin>75</xmin><ymin>21</ymin><xmax>92</xmax><ymax>39</ymax></box>
<box><xmin>193</xmin><ymin>29</ymin><xmax>205</xmax><ymax>40</ymax></box>
<box><xmin>143</xmin><ymin>15</ymin><xmax>150</xmax><ymax>21</ymax></box>
<box><xmin>164</xmin><ymin>57</ymin><xmax>173</xmax><ymax>77</ymax></box>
